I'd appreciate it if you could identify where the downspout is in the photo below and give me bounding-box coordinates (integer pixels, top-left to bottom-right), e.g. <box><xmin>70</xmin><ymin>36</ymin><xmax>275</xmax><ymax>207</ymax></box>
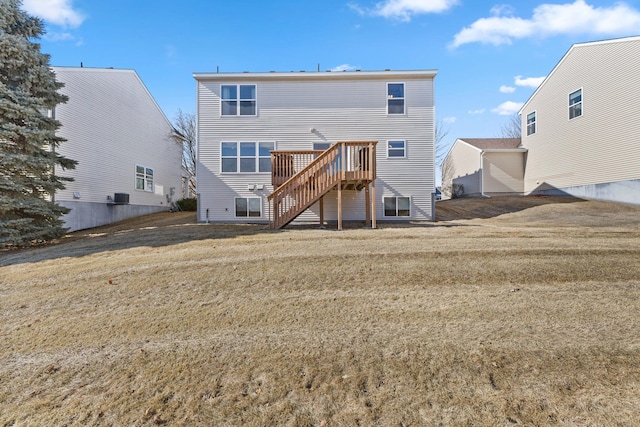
<box><xmin>480</xmin><ymin>150</ymin><xmax>491</xmax><ymax>198</ymax></box>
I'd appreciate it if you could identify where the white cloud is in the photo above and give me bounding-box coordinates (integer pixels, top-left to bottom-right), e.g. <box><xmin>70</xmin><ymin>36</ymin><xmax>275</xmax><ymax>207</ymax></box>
<box><xmin>514</xmin><ymin>75</ymin><xmax>545</xmax><ymax>88</ymax></box>
<box><xmin>468</xmin><ymin>108</ymin><xmax>486</xmax><ymax>115</ymax></box>
<box><xmin>23</xmin><ymin>0</ymin><xmax>85</xmax><ymax>27</ymax></box>
<box><xmin>500</xmin><ymin>85</ymin><xmax>516</xmax><ymax>93</ymax></box>
<box><xmin>492</xmin><ymin>101</ymin><xmax>524</xmax><ymax>115</ymax></box>
<box><xmin>451</xmin><ymin>0</ymin><xmax>640</xmax><ymax>48</ymax></box>
<box><xmin>351</xmin><ymin>0</ymin><xmax>459</xmax><ymax>21</ymax></box>
<box><xmin>442</xmin><ymin>116</ymin><xmax>457</xmax><ymax>124</ymax></box>
<box><xmin>331</xmin><ymin>64</ymin><xmax>357</xmax><ymax>72</ymax></box>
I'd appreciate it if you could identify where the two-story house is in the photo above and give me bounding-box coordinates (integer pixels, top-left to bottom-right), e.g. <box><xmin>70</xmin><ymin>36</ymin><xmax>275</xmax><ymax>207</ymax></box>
<box><xmin>194</xmin><ymin>69</ymin><xmax>437</xmax><ymax>229</ymax></box>
<box><xmin>52</xmin><ymin>67</ymin><xmax>184</xmax><ymax>231</ymax></box>
<box><xmin>519</xmin><ymin>36</ymin><xmax>640</xmax><ymax>204</ymax></box>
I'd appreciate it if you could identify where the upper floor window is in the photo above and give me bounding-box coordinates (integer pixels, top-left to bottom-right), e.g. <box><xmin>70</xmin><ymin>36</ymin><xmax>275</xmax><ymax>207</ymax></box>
<box><xmin>569</xmin><ymin>88</ymin><xmax>582</xmax><ymax>119</ymax></box>
<box><xmin>387</xmin><ymin>83</ymin><xmax>405</xmax><ymax>115</ymax></box>
<box><xmin>135</xmin><ymin>165</ymin><xmax>153</xmax><ymax>191</ymax></box>
<box><xmin>387</xmin><ymin>140</ymin><xmax>406</xmax><ymax>158</ymax></box>
<box><xmin>526</xmin><ymin>112</ymin><xmax>536</xmax><ymax>135</ymax></box>
<box><xmin>221</xmin><ymin>141</ymin><xmax>274</xmax><ymax>173</ymax></box>
<box><xmin>221</xmin><ymin>84</ymin><xmax>256</xmax><ymax>116</ymax></box>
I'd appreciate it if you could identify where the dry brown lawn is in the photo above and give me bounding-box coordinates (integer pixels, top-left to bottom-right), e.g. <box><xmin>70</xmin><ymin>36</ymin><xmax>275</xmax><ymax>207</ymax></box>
<box><xmin>2</xmin><ymin>196</ymin><xmax>640</xmax><ymax>426</ymax></box>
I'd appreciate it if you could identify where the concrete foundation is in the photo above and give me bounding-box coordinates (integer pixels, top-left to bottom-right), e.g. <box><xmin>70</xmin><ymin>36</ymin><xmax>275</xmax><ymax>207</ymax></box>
<box><xmin>59</xmin><ymin>201</ymin><xmax>169</xmax><ymax>232</ymax></box>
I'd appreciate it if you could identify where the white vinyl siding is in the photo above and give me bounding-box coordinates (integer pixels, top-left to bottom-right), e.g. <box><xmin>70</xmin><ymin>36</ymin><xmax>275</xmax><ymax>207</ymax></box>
<box><xmin>520</xmin><ymin>38</ymin><xmax>640</xmax><ymax>194</ymax></box>
<box><xmin>51</xmin><ymin>67</ymin><xmax>183</xmax><ymax>231</ymax></box>
<box><xmin>196</xmin><ymin>71</ymin><xmax>436</xmax><ymax>222</ymax></box>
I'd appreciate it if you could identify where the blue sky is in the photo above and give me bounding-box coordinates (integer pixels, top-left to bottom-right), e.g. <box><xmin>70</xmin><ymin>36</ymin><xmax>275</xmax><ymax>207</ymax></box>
<box><xmin>25</xmin><ymin>0</ymin><xmax>640</xmax><ymax>155</ymax></box>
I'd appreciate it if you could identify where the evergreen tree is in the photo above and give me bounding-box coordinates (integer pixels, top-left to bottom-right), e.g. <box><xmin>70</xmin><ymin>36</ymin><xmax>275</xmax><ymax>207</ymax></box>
<box><xmin>0</xmin><ymin>0</ymin><xmax>76</xmax><ymax>247</ymax></box>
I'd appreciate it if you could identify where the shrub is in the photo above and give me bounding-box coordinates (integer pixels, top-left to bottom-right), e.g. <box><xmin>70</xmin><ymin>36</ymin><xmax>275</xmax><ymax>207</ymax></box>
<box><xmin>175</xmin><ymin>198</ymin><xmax>197</xmax><ymax>211</ymax></box>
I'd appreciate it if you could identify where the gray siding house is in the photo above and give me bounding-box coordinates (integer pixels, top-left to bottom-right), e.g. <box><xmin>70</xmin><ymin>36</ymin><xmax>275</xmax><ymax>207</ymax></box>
<box><xmin>194</xmin><ymin>69</ymin><xmax>437</xmax><ymax>228</ymax></box>
<box><xmin>519</xmin><ymin>36</ymin><xmax>640</xmax><ymax>204</ymax></box>
<box><xmin>441</xmin><ymin>138</ymin><xmax>525</xmax><ymax>199</ymax></box>
<box><xmin>52</xmin><ymin>67</ymin><xmax>183</xmax><ymax>231</ymax></box>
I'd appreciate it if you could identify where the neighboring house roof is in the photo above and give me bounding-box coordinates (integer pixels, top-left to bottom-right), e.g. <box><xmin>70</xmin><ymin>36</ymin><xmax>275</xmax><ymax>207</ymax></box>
<box><xmin>458</xmin><ymin>138</ymin><xmax>522</xmax><ymax>150</ymax></box>
<box><xmin>519</xmin><ymin>35</ymin><xmax>640</xmax><ymax>114</ymax></box>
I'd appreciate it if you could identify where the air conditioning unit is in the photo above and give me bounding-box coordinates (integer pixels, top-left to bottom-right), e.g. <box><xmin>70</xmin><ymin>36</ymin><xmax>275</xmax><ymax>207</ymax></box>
<box><xmin>113</xmin><ymin>193</ymin><xmax>129</xmax><ymax>204</ymax></box>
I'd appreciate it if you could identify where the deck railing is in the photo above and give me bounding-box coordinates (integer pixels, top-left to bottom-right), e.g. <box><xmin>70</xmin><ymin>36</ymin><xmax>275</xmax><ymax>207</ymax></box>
<box><xmin>268</xmin><ymin>141</ymin><xmax>377</xmax><ymax>229</ymax></box>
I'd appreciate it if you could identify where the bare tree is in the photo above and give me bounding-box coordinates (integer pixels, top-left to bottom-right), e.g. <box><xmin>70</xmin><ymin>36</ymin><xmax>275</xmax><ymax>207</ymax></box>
<box><xmin>435</xmin><ymin>119</ymin><xmax>450</xmax><ymax>166</ymax></box>
<box><xmin>500</xmin><ymin>113</ymin><xmax>522</xmax><ymax>139</ymax></box>
<box><xmin>171</xmin><ymin>109</ymin><xmax>196</xmax><ymax>198</ymax></box>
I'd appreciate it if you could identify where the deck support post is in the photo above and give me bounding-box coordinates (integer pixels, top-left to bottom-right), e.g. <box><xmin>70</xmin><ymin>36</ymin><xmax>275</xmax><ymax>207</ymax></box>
<box><xmin>365</xmin><ymin>184</ymin><xmax>371</xmax><ymax>227</ymax></box>
<box><xmin>319</xmin><ymin>196</ymin><xmax>324</xmax><ymax>226</ymax></box>
<box><xmin>370</xmin><ymin>180</ymin><xmax>376</xmax><ymax>229</ymax></box>
<box><xmin>337</xmin><ymin>185</ymin><xmax>343</xmax><ymax>231</ymax></box>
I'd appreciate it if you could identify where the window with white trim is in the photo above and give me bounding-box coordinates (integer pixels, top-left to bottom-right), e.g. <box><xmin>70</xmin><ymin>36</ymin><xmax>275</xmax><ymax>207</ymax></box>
<box><xmin>387</xmin><ymin>83</ymin><xmax>405</xmax><ymax>115</ymax></box>
<box><xmin>526</xmin><ymin>112</ymin><xmax>536</xmax><ymax>135</ymax></box>
<box><xmin>135</xmin><ymin>164</ymin><xmax>154</xmax><ymax>191</ymax></box>
<box><xmin>569</xmin><ymin>88</ymin><xmax>582</xmax><ymax>119</ymax></box>
<box><xmin>221</xmin><ymin>84</ymin><xmax>256</xmax><ymax>116</ymax></box>
<box><xmin>221</xmin><ymin>142</ymin><xmax>274</xmax><ymax>173</ymax></box>
<box><xmin>387</xmin><ymin>140</ymin><xmax>406</xmax><ymax>158</ymax></box>
<box><xmin>235</xmin><ymin>197</ymin><xmax>262</xmax><ymax>217</ymax></box>
<box><xmin>384</xmin><ymin>196</ymin><xmax>410</xmax><ymax>217</ymax></box>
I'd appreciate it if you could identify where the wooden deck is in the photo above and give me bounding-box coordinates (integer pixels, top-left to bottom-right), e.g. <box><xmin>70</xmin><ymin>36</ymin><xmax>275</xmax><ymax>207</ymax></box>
<box><xmin>268</xmin><ymin>141</ymin><xmax>378</xmax><ymax>230</ymax></box>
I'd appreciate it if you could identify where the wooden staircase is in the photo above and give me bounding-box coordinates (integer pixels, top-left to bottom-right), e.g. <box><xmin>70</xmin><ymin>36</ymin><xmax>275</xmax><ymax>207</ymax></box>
<box><xmin>268</xmin><ymin>141</ymin><xmax>377</xmax><ymax>229</ymax></box>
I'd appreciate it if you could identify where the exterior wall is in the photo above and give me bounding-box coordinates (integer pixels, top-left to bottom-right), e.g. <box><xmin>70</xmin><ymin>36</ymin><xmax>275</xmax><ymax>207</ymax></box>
<box><xmin>482</xmin><ymin>151</ymin><xmax>524</xmax><ymax>195</ymax></box>
<box><xmin>441</xmin><ymin>140</ymin><xmax>481</xmax><ymax>198</ymax></box>
<box><xmin>520</xmin><ymin>37</ymin><xmax>640</xmax><ymax>202</ymax></box>
<box><xmin>196</xmin><ymin>71</ymin><xmax>436</xmax><ymax>223</ymax></box>
<box><xmin>52</xmin><ymin>67</ymin><xmax>183</xmax><ymax>231</ymax></box>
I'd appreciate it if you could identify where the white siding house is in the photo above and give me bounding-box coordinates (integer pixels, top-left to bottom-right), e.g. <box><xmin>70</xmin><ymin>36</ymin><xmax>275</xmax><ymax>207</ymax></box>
<box><xmin>441</xmin><ymin>138</ymin><xmax>525</xmax><ymax>198</ymax></box>
<box><xmin>519</xmin><ymin>36</ymin><xmax>640</xmax><ymax>204</ymax></box>
<box><xmin>194</xmin><ymin>70</ymin><xmax>437</xmax><ymax>227</ymax></box>
<box><xmin>52</xmin><ymin>67</ymin><xmax>183</xmax><ymax>231</ymax></box>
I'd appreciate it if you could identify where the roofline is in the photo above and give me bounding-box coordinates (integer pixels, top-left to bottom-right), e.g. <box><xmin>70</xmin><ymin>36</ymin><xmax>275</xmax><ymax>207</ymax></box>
<box><xmin>193</xmin><ymin>69</ymin><xmax>438</xmax><ymax>81</ymax></box>
<box><xmin>51</xmin><ymin>66</ymin><xmax>176</xmax><ymax>131</ymax></box>
<box><xmin>444</xmin><ymin>138</ymin><xmax>526</xmax><ymax>159</ymax></box>
<box><xmin>519</xmin><ymin>35</ymin><xmax>640</xmax><ymax>114</ymax></box>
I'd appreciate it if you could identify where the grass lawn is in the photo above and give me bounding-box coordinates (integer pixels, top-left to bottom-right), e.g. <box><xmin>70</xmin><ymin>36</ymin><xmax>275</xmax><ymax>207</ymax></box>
<box><xmin>1</xmin><ymin>196</ymin><xmax>640</xmax><ymax>426</ymax></box>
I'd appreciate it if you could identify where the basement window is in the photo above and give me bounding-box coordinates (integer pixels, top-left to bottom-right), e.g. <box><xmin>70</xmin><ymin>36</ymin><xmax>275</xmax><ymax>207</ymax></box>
<box><xmin>384</xmin><ymin>196</ymin><xmax>410</xmax><ymax>217</ymax></box>
<box><xmin>235</xmin><ymin>197</ymin><xmax>262</xmax><ymax>217</ymax></box>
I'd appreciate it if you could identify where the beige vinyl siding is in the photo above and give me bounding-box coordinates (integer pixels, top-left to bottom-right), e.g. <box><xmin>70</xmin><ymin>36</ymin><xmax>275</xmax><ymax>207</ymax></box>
<box><xmin>521</xmin><ymin>38</ymin><xmax>640</xmax><ymax>193</ymax></box>
<box><xmin>196</xmin><ymin>72</ymin><xmax>436</xmax><ymax>222</ymax></box>
<box><xmin>483</xmin><ymin>152</ymin><xmax>524</xmax><ymax>194</ymax></box>
<box><xmin>442</xmin><ymin>140</ymin><xmax>481</xmax><ymax>197</ymax></box>
<box><xmin>53</xmin><ymin>68</ymin><xmax>182</xmax><ymax>207</ymax></box>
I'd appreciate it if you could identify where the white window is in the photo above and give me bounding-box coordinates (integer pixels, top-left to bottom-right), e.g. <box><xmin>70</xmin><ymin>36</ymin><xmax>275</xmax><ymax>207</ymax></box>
<box><xmin>569</xmin><ymin>88</ymin><xmax>582</xmax><ymax>119</ymax></box>
<box><xmin>387</xmin><ymin>140</ymin><xmax>406</xmax><ymax>158</ymax></box>
<box><xmin>526</xmin><ymin>112</ymin><xmax>536</xmax><ymax>136</ymax></box>
<box><xmin>384</xmin><ymin>196</ymin><xmax>410</xmax><ymax>217</ymax></box>
<box><xmin>235</xmin><ymin>197</ymin><xmax>262</xmax><ymax>217</ymax></box>
<box><xmin>387</xmin><ymin>83</ymin><xmax>405</xmax><ymax>115</ymax></box>
<box><xmin>135</xmin><ymin>165</ymin><xmax>153</xmax><ymax>192</ymax></box>
<box><xmin>221</xmin><ymin>84</ymin><xmax>256</xmax><ymax>116</ymax></box>
<box><xmin>221</xmin><ymin>142</ymin><xmax>274</xmax><ymax>173</ymax></box>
